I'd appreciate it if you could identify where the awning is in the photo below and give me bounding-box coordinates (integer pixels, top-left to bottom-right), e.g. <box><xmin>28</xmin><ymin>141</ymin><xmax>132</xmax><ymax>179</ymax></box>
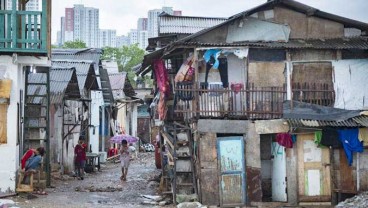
<box><xmin>283</xmin><ymin>100</ymin><xmax>368</xmax><ymax>127</ymax></box>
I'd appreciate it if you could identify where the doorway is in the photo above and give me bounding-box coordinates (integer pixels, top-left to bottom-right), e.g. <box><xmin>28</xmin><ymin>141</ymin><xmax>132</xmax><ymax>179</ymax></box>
<box><xmin>297</xmin><ymin>133</ymin><xmax>331</xmax><ymax>202</ymax></box>
<box><xmin>260</xmin><ymin>134</ymin><xmax>287</xmax><ymax>202</ymax></box>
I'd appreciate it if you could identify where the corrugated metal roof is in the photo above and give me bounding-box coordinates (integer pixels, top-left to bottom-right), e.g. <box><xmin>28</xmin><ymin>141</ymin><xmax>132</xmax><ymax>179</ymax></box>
<box><xmin>99</xmin><ymin>67</ymin><xmax>114</xmax><ymax>104</ymax></box>
<box><xmin>28</xmin><ymin>68</ymin><xmax>80</xmax><ymax>104</ymax></box>
<box><xmin>108</xmin><ymin>72</ymin><xmax>127</xmax><ymax>90</ymax></box>
<box><xmin>159</xmin><ymin>14</ymin><xmax>226</xmax><ymax>35</ymax></box>
<box><xmin>286</xmin><ymin>116</ymin><xmax>368</xmax><ymax>127</ymax></box>
<box><xmin>52</xmin><ymin>60</ymin><xmax>94</xmax><ymax>93</ymax></box>
<box><xmin>180</xmin><ymin>37</ymin><xmax>368</xmax><ymax>49</ymax></box>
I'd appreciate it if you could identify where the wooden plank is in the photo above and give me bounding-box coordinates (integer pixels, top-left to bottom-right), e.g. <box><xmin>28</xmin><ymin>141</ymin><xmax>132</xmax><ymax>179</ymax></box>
<box><xmin>161</xmin><ymin>131</ymin><xmax>174</xmax><ymax>151</ymax></box>
<box><xmin>297</xmin><ymin>134</ymin><xmax>305</xmax><ymax>196</ymax></box>
<box><xmin>339</xmin><ymin>149</ymin><xmax>356</xmax><ymax>191</ymax></box>
<box><xmin>0</xmin><ymin>104</ymin><xmax>8</xmax><ymax>144</ymax></box>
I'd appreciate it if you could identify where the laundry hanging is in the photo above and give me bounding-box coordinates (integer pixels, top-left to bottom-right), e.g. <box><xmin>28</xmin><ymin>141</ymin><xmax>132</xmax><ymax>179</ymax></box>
<box><xmin>314</xmin><ymin>130</ymin><xmax>325</xmax><ymax>147</ymax></box>
<box><xmin>203</xmin><ymin>49</ymin><xmax>221</xmax><ymax>69</ymax></box>
<box><xmin>321</xmin><ymin>128</ymin><xmax>342</xmax><ymax>148</ymax></box>
<box><xmin>276</xmin><ymin>133</ymin><xmax>293</xmax><ymax>148</ymax></box>
<box><xmin>358</xmin><ymin>128</ymin><xmax>368</xmax><ymax>146</ymax></box>
<box><xmin>338</xmin><ymin>128</ymin><xmax>363</xmax><ymax>166</ymax></box>
<box><xmin>153</xmin><ymin>59</ymin><xmax>170</xmax><ymax>96</ymax></box>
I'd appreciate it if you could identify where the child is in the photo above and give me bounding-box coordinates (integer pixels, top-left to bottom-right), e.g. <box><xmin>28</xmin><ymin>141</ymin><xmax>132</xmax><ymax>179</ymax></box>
<box><xmin>120</xmin><ymin>140</ymin><xmax>132</xmax><ymax>181</ymax></box>
<box><xmin>74</xmin><ymin>139</ymin><xmax>87</xmax><ymax>180</ymax></box>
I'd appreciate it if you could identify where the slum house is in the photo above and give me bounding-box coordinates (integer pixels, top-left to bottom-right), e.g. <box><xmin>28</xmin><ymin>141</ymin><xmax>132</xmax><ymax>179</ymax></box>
<box><xmin>108</xmin><ymin>72</ymin><xmax>139</xmax><ymax>147</ymax></box>
<box><xmin>52</xmin><ymin>49</ymin><xmax>114</xmax><ymax>163</ymax></box>
<box><xmin>0</xmin><ymin>0</ymin><xmax>52</xmax><ymax>193</ymax></box>
<box><xmin>50</xmin><ymin>60</ymin><xmax>98</xmax><ymax>172</ymax></box>
<box><xmin>137</xmin><ymin>0</ymin><xmax>368</xmax><ymax>206</ymax></box>
<box><xmin>27</xmin><ymin>67</ymin><xmax>81</xmax><ymax>174</ymax></box>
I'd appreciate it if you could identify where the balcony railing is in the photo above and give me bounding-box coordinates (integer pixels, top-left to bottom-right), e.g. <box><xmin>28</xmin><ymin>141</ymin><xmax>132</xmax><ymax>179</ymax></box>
<box><xmin>174</xmin><ymin>82</ymin><xmax>287</xmax><ymax>120</ymax></box>
<box><xmin>292</xmin><ymin>82</ymin><xmax>335</xmax><ymax>107</ymax></box>
<box><xmin>0</xmin><ymin>0</ymin><xmax>48</xmax><ymax>53</ymax></box>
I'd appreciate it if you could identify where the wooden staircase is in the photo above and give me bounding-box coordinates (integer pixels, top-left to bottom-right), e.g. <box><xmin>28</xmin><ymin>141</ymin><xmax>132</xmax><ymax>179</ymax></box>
<box><xmin>160</xmin><ymin>122</ymin><xmax>197</xmax><ymax>204</ymax></box>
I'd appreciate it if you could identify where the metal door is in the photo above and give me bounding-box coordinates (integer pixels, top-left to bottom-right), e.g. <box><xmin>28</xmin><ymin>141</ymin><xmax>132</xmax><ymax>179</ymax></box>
<box><xmin>297</xmin><ymin>134</ymin><xmax>331</xmax><ymax>202</ymax></box>
<box><xmin>217</xmin><ymin>136</ymin><xmax>246</xmax><ymax>206</ymax></box>
<box><xmin>271</xmin><ymin>142</ymin><xmax>287</xmax><ymax>202</ymax></box>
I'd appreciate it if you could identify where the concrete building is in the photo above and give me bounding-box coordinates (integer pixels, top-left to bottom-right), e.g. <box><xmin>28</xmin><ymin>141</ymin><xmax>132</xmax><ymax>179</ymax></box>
<box><xmin>99</xmin><ymin>29</ymin><xmax>117</xmax><ymax>48</ymax></box>
<box><xmin>137</xmin><ymin>18</ymin><xmax>148</xmax><ymax>31</ymax></box>
<box><xmin>148</xmin><ymin>7</ymin><xmax>174</xmax><ymax>38</ymax></box>
<box><xmin>116</xmin><ymin>35</ymin><xmax>130</xmax><ymax>48</ymax></box>
<box><xmin>138</xmin><ymin>30</ymin><xmax>148</xmax><ymax>50</ymax></box>
<box><xmin>64</xmin><ymin>7</ymin><xmax>74</xmax><ymax>43</ymax></box>
<box><xmin>128</xmin><ymin>29</ymin><xmax>138</xmax><ymax>45</ymax></box>
<box><xmin>73</xmin><ymin>4</ymin><xmax>99</xmax><ymax>47</ymax></box>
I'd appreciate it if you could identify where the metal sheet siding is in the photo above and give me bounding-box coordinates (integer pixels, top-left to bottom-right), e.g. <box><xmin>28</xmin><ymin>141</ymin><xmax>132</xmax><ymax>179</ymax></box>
<box><xmin>159</xmin><ymin>16</ymin><xmax>226</xmax><ymax>35</ymax></box>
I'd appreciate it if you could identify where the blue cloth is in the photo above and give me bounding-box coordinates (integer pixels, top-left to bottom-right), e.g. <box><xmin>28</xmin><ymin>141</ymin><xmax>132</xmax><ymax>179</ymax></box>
<box><xmin>291</xmin><ymin>134</ymin><xmax>297</xmax><ymax>143</ymax></box>
<box><xmin>25</xmin><ymin>155</ymin><xmax>42</xmax><ymax>170</ymax></box>
<box><xmin>203</xmin><ymin>49</ymin><xmax>221</xmax><ymax>69</ymax></box>
<box><xmin>338</xmin><ymin>129</ymin><xmax>363</xmax><ymax>166</ymax></box>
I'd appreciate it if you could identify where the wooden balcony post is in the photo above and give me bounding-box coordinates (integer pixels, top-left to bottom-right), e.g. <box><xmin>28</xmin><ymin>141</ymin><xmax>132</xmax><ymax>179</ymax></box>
<box><xmin>11</xmin><ymin>0</ymin><xmax>16</xmax><ymax>48</ymax></box>
<box><xmin>193</xmin><ymin>48</ymin><xmax>199</xmax><ymax>119</ymax></box>
<box><xmin>41</xmin><ymin>0</ymin><xmax>47</xmax><ymax>50</ymax></box>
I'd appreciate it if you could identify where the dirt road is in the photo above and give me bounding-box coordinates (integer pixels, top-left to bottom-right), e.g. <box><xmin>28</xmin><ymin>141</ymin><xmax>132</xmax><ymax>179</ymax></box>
<box><xmin>10</xmin><ymin>152</ymin><xmax>170</xmax><ymax>208</ymax></box>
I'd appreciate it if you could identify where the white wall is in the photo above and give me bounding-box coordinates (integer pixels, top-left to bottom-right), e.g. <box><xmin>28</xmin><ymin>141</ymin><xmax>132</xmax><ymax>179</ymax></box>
<box><xmin>0</xmin><ymin>55</ymin><xmax>48</xmax><ymax>193</ymax></box>
<box><xmin>89</xmin><ymin>91</ymin><xmax>103</xmax><ymax>153</ymax></box>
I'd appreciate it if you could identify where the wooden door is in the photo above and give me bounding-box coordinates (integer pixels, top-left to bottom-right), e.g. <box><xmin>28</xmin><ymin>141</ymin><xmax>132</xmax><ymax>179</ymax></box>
<box><xmin>272</xmin><ymin>142</ymin><xmax>287</xmax><ymax>202</ymax></box>
<box><xmin>297</xmin><ymin>134</ymin><xmax>331</xmax><ymax>202</ymax></box>
<box><xmin>217</xmin><ymin>136</ymin><xmax>246</xmax><ymax>206</ymax></box>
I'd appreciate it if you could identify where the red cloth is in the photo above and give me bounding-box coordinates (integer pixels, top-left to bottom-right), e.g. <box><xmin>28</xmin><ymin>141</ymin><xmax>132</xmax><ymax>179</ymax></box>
<box><xmin>74</xmin><ymin>144</ymin><xmax>87</xmax><ymax>162</ymax></box>
<box><xmin>153</xmin><ymin>59</ymin><xmax>170</xmax><ymax>96</ymax></box>
<box><xmin>21</xmin><ymin>149</ymin><xmax>36</xmax><ymax>169</ymax></box>
<box><xmin>276</xmin><ymin>133</ymin><xmax>293</xmax><ymax>148</ymax></box>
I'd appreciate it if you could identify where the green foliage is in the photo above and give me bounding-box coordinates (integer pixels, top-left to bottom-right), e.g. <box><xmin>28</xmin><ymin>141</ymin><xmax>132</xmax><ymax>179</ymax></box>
<box><xmin>62</xmin><ymin>40</ymin><xmax>87</xmax><ymax>49</ymax></box>
<box><xmin>102</xmin><ymin>44</ymin><xmax>146</xmax><ymax>87</ymax></box>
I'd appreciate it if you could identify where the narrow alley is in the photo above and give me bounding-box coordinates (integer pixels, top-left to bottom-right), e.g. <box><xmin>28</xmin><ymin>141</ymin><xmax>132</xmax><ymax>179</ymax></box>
<box><xmin>7</xmin><ymin>152</ymin><xmax>171</xmax><ymax>208</ymax></box>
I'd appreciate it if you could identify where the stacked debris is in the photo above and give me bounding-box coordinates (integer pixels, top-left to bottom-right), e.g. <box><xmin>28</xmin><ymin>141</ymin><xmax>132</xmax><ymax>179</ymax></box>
<box><xmin>336</xmin><ymin>191</ymin><xmax>368</xmax><ymax>207</ymax></box>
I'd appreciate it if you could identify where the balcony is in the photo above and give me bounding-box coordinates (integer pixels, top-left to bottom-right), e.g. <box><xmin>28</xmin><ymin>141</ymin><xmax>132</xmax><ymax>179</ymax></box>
<box><xmin>173</xmin><ymin>82</ymin><xmax>335</xmax><ymax>120</ymax></box>
<box><xmin>0</xmin><ymin>0</ymin><xmax>49</xmax><ymax>54</ymax></box>
<box><xmin>174</xmin><ymin>82</ymin><xmax>287</xmax><ymax>120</ymax></box>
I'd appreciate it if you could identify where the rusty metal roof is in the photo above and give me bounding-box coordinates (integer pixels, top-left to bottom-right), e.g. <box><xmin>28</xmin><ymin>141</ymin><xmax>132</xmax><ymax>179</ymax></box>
<box><xmin>286</xmin><ymin>117</ymin><xmax>368</xmax><ymax>127</ymax></box>
<box><xmin>179</xmin><ymin>37</ymin><xmax>368</xmax><ymax>50</ymax></box>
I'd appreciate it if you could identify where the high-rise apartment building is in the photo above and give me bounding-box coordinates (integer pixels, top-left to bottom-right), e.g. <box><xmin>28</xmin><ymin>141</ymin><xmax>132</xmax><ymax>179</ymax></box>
<box><xmin>128</xmin><ymin>29</ymin><xmax>139</xmax><ymax>45</ymax></box>
<box><xmin>99</xmin><ymin>29</ymin><xmax>117</xmax><ymax>48</ymax></box>
<box><xmin>147</xmin><ymin>7</ymin><xmax>181</xmax><ymax>38</ymax></box>
<box><xmin>116</xmin><ymin>35</ymin><xmax>130</xmax><ymax>48</ymax></box>
<box><xmin>138</xmin><ymin>30</ymin><xmax>148</xmax><ymax>50</ymax></box>
<box><xmin>137</xmin><ymin>18</ymin><xmax>148</xmax><ymax>31</ymax></box>
<box><xmin>64</xmin><ymin>8</ymin><xmax>74</xmax><ymax>43</ymax></box>
<box><xmin>6</xmin><ymin>0</ymin><xmax>39</xmax><ymax>11</ymax></box>
<box><xmin>73</xmin><ymin>4</ymin><xmax>99</xmax><ymax>47</ymax></box>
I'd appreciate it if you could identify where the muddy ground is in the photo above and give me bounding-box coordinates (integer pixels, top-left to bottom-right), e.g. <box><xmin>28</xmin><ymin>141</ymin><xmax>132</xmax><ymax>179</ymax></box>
<box><xmin>8</xmin><ymin>152</ymin><xmax>173</xmax><ymax>208</ymax></box>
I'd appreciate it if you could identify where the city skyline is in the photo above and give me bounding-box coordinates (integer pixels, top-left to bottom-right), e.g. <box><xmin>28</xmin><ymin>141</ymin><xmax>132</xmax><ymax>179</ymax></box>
<box><xmin>52</xmin><ymin>0</ymin><xmax>368</xmax><ymax>44</ymax></box>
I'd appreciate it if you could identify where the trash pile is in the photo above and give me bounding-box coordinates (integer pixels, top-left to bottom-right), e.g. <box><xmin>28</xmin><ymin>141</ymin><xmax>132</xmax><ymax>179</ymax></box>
<box><xmin>336</xmin><ymin>191</ymin><xmax>368</xmax><ymax>208</ymax></box>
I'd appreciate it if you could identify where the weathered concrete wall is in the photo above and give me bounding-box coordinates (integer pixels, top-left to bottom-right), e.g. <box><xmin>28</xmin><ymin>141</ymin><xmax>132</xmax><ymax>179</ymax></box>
<box><xmin>199</xmin><ymin>132</ymin><xmax>219</xmax><ymax>206</ymax></box>
<box><xmin>248</xmin><ymin>62</ymin><xmax>285</xmax><ymax>87</ymax></box>
<box><xmin>255</xmin><ymin>119</ymin><xmax>289</xmax><ymax>134</ymax></box>
<box><xmin>197</xmin><ymin>119</ymin><xmax>248</xmax><ymax>134</ymax></box>
<box><xmin>307</xmin><ymin>16</ymin><xmax>344</xmax><ymax>39</ymax></box>
<box><xmin>286</xmin><ymin>146</ymin><xmax>298</xmax><ymax>205</ymax></box>
<box><xmin>246</xmin><ymin>122</ymin><xmax>261</xmax><ymax>168</ymax></box>
<box><xmin>0</xmin><ymin>55</ymin><xmax>48</xmax><ymax>193</ymax></box>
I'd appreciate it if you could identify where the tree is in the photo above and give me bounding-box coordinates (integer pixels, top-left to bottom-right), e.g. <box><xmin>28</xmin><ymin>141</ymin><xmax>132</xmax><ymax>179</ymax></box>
<box><xmin>63</xmin><ymin>40</ymin><xmax>87</xmax><ymax>49</ymax></box>
<box><xmin>102</xmin><ymin>44</ymin><xmax>146</xmax><ymax>86</ymax></box>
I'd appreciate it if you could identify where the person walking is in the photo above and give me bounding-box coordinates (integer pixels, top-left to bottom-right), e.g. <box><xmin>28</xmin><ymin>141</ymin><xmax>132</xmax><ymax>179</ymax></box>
<box><xmin>120</xmin><ymin>139</ymin><xmax>133</xmax><ymax>181</ymax></box>
<box><xmin>74</xmin><ymin>139</ymin><xmax>87</xmax><ymax>180</ymax></box>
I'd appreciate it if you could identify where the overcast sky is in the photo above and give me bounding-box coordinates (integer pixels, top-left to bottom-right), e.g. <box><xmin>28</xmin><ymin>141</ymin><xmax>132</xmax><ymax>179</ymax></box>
<box><xmin>52</xmin><ymin>0</ymin><xmax>368</xmax><ymax>43</ymax></box>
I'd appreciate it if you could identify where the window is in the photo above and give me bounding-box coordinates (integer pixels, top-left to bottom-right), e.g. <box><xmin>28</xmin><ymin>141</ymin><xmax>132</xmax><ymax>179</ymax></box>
<box><xmin>0</xmin><ymin>104</ymin><xmax>7</xmax><ymax>144</ymax></box>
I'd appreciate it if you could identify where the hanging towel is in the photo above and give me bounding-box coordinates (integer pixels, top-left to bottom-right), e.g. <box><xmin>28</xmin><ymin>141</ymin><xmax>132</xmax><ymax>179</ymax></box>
<box><xmin>338</xmin><ymin>129</ymin><xmax>363</xmax><ymax>166</ymax></box>
<box><xmin>314</xmin><ymin>131</ymin><xmax>324</xmax><ymax>147</ymax></box>
<box><xmin>321</xmin><ymin>128</ymin><xmax>342</xmax><ymax>148</ymax></box>
<box><xmin>358</xmin><ymin>128</ymin><xmax>368</xmax><ymax>146</ymax></box>
<box><xmin>276</xmin><ymin>133</ymin><xmax>293</xmax><ymax>148</ymax></box>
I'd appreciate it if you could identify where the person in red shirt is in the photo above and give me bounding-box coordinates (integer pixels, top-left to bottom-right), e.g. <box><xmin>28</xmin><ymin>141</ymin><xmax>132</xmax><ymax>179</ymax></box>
<box><xmin>74</xmin><ymin>139</ymin><xmax>87</xmax><ymax>180</ymax></box>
